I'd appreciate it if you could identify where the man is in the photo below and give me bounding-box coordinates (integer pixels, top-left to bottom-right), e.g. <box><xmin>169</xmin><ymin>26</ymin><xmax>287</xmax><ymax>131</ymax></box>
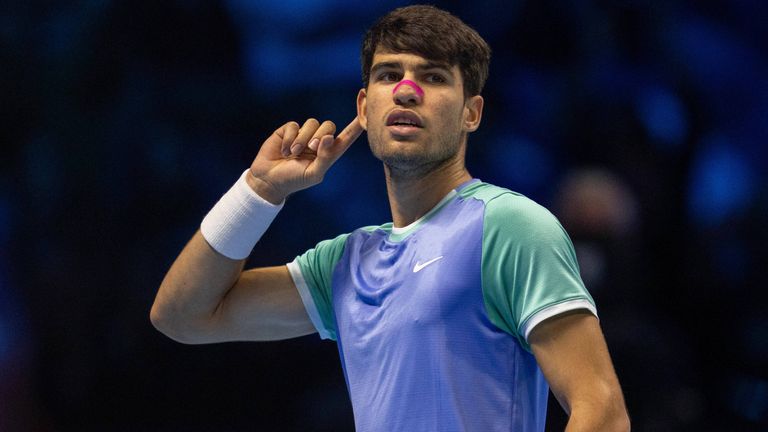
<box><xmin>151</xmin><ymin>5</ymin><xmax>630</xmax><ymax>431</ymax></box>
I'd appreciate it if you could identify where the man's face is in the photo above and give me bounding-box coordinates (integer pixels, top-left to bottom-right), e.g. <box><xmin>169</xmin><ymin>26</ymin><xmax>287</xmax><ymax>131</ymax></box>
<box><xmin>357</xmin><ymin>50</ymin><xmax>483</xmax><ymax>175</ymax></box>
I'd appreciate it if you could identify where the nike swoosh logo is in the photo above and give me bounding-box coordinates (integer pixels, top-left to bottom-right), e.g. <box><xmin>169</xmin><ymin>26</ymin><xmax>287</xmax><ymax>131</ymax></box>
<box><xmin>413</xmin><ymin>256</ymin><xmax>444</xmax><ymax>273</ymax></box>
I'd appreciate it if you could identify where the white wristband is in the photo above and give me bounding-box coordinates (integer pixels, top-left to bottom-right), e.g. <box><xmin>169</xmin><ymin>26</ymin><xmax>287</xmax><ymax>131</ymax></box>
<box><xmin>200</xmin><ymin>170</ymin><xmax>284</xmax><ymax>260</ymax></box>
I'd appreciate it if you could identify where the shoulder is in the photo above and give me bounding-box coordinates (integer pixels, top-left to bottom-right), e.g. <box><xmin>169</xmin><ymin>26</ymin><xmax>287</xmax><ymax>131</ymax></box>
<box><xmin>462</xmin><ymin>181</ymin><xmax>564</xmax><ymax>237</ymax></box>
<box><xmin>315</xmin><ymin>224</ymin><xmax>384</xmax><ymax>246</ymax></box>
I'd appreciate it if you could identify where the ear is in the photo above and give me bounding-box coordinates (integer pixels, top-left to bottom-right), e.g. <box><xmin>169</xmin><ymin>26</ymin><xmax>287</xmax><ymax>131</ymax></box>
<box><xmin>462</xmin><ymin>95</ymin><xmax>484</xmax><ymax>133</ymax></box>
<box><xmin>356</xmin><ymin>88</ymin><xmax>368</xmax><ymax>130</ymax></box>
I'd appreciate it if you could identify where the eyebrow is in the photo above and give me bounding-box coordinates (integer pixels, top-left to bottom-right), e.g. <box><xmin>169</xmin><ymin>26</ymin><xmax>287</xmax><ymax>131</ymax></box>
<box><xmin>370</xmin><ymin>60</ymin><xmax>453</xmax><ymax>76</ymax></box>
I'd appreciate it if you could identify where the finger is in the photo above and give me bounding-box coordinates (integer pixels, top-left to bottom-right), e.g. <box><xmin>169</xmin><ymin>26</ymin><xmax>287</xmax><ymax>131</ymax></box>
<box><xmin>332</xmin><ymin>118</ymin><xmax>364</xmax><ymax>156</ymax></box>
<box><xmin>308</xmin><ymin>120</ymin><xmax>337</xmax><ymax>152</ymax></box>
<box><xmin>310</xmin><ymin>119</ymin><xmax>364</xmax><ymax>175</ymax></box>
<box><xmin>311</xmin><ymin>135</ymin><xmax>337</xmax><ymax>172</ymax></box>
<box><xmin>290</xmin><ymin>118</ymin><xmax>321</xmax><ymax>156</ymax></box>
<box><xmin>279</xmin><ymin>121</ymin><xmax>301</xmax><ymax>157</ymax></box>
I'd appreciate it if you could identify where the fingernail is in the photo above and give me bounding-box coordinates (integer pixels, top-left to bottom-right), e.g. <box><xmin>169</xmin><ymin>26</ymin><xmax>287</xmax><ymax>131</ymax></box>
<box><xmin>290</xmin><ymin>143</ymin><xmax>301</xmax><ymax>155</ymax></box>
<box><xmin>308</xmin><ymin>138</ymin><xmax>319</xmax><ymax>151</ymax></box>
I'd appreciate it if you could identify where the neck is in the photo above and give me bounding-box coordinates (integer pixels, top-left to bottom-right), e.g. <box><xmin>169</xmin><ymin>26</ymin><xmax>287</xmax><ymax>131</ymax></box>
<box><xmin>384</xmin><ymin>152</ymin><xmax>471</xmax><ymax>228</ymax></box>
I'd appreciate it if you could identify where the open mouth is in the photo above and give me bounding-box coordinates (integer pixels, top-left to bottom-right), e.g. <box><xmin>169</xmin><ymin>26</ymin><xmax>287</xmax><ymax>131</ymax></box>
<box><xmin>386</xmin><ymin>110</ymin><xmax>424</xmax><ymax>129</ymax></box>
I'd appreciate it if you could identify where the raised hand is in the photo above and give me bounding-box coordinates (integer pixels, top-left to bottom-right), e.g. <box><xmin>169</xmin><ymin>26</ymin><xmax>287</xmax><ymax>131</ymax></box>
<box><xmin>246</xmin><ymin>118</ymin><xmax>364</xmax><ymax>204</ymax></box>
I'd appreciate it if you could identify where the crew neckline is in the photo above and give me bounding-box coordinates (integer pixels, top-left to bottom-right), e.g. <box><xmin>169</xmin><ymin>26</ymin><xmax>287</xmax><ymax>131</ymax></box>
<box><xmin>390</xmin><ymin>189</ymin><xmax>457</xmax><ymax>235</ymax></box>
<box><xmin>386</xmin><ymin>178</ymin><xmax>479</xmax><ymax>241</ymax></box>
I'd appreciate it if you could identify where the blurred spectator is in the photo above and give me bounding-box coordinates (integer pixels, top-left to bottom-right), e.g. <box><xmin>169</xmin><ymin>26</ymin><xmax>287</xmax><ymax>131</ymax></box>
<box><xmin>554</xmin><ymin>168</ymin><xmax>704</xmax><ymax>430</ymax></box>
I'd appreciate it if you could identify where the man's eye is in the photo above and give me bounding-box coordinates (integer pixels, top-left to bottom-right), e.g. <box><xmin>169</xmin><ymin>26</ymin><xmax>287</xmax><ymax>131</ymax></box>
<box><xmin>378</xmin><ymin>72</ymin><xmax>400</xmax><ymax>81</ymax></box>
<box><xmin>426</xmin><ymin>74</ymin><xmax>446</xmax><ymax>83</ymax></box>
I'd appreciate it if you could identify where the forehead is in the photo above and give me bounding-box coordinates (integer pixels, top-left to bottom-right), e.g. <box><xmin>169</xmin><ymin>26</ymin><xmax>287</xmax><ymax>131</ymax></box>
<box><xmin>371</xmin><ymin>49</ymin><xmax>457</xmax><ymax>73</ymax></box>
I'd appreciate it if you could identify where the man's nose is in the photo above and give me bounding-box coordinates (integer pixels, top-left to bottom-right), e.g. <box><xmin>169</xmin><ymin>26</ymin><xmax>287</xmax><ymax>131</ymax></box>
<box><xmin>393</xmin><ymin>79</ymin><xmax>424</xmax><ymax>105</ymax></box>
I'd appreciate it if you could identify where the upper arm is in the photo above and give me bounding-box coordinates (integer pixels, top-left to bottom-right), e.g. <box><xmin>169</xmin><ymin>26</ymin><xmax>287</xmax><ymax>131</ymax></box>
<box><xmin>207</xmin><ymin>231</ymin><xmax>350</xmax><ymax>344</ymax></box>
<box><xmin>208</xmin><ymin>265</ymin><xmax>317</xmax><ymax>342</ymax></box>
<box><xmin>479</xmin><ymin>192</ymin><xmax>595</xmax><ymax>349</ymax></box>
<box><xmin>529</xmin><ymin>311</ymin><xmax>629</xmax><ymax>428</ymax></box>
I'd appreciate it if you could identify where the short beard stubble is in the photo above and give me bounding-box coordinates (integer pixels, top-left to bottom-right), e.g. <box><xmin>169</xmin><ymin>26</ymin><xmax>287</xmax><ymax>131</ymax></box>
<box><xmin>368</xmin><ymin>124</ymin><xmax>466</xmax><ymax>181</ymax></box>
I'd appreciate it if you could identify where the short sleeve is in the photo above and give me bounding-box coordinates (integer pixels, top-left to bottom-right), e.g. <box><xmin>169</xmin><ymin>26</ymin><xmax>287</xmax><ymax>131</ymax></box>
<box><xmin>480</xmin><ymin>193</ymin><xmax>596</xmax><ymax>352</ymax></box>
<box><xmin>287</xmin><ymin>233</ymin><xmax>350</xmax><ymax>340</ymax></box>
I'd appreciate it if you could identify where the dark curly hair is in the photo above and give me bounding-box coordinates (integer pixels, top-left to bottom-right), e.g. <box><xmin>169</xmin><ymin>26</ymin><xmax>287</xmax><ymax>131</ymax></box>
<box><xmin>361</xmin><ymin>5</ymin><xmax>491</xmax><ymax>98</ymax></box>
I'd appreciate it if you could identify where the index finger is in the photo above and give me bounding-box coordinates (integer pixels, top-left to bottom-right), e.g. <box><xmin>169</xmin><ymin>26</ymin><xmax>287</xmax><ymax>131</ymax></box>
<box><xmin>333</xmin><ymin>117</ymin><xmax>364</xmax><ymax>153</ymax></box>
<box><xmin>310</xmin><ymin>118</ymin><xmax>364</xmax><ymax>175</ymax></box>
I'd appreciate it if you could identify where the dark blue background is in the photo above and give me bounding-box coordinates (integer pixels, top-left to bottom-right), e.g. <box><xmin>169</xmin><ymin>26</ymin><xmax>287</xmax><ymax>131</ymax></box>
<box><xmin>2</xmin><ymin>1</ymin><xmax>766</xmax><ymax>430</ymax></box>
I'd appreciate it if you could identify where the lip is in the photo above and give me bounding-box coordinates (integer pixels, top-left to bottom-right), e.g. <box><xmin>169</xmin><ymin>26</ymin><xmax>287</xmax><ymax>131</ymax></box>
<box><xmin>387</xmin><ymin>125</ymin><xmax>421</xmax><ymax>137</ymax></box>
<box><xmin>386</xmin><ymin>109</ymin><xmax>424</xmax><ymax>128</ymax></box>
<box><xmin>385</xmin><ymin>109</ymin><xmax>424</xmax><ymax>137</ymax></box>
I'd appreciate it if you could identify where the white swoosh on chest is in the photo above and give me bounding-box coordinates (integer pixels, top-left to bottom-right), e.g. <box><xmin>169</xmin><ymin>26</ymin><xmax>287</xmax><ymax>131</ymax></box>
<box><xmin>412</xmin><ymin>256</ymin><xmax>444</xmax><ymax>273</ymax></box>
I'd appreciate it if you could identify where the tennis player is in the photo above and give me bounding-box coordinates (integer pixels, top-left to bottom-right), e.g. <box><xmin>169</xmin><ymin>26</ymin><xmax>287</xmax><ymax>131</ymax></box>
<box><xmin>151</xmin><ymin>5</ymin><xmax>630</xmax><ymax>431</ymax></box>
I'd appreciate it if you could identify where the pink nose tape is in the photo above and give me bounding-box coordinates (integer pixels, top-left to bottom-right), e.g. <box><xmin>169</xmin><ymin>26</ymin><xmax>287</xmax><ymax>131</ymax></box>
<box><xmin>393</xmin><ymin>79</ymin><xmax>424</xmax><ymax>97</ymax></box>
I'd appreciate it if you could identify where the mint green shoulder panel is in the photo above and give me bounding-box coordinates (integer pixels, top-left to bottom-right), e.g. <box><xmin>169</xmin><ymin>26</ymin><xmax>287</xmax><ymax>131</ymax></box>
<box><xmin>462</xmin><ymin>183</ymin><xmax>594</xmax><ymax>352</ymax></box>
<box><xmin>295</xmin><ymin>226</ymin><xmax>380</xmax><ymax>338</ymax></box>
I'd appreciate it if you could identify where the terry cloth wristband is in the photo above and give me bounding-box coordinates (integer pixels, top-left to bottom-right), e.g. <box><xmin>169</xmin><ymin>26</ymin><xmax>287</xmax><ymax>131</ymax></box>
<box><xmin>200</xmin><ymin>169</ymin><xmax>284</xmax><ymax>260</ymax></box>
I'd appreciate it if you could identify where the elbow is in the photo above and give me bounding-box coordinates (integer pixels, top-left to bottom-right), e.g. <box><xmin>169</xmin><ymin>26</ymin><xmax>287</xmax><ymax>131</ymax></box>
<box><xmin>609</xmin><ymin>408</ymin><xmax>631</xmax><ymax>432</ymax></box>
<box><xmin>568</xmin><ymin>385</ymin><xmax>631</xmax><ymax>432</ymax></box>
<box><xmin>149</xmin><ymin>302</ymin><xmax>179</xmax><ymax>341</ymax></box>
<box><xmin>597</xmin><ymin>390</ymin><xmax>631</xmax><ymax>432</ymax></box>
<box><xmin>149</xmin><ymin>303</ymin><xmax>170</xmax><ymax>336</ymax></box>
<box><xmin>569</xmin><ymin>403</ymin><xmax>631</xmax><ymax>432</ymax></box>
<box><xmin>605</xmin><ymin>397</ymin><xmax>632</xmax><ymax>432</ymax></box>
<box><xmin>150</xmin><ymin>302</ymin><xmax>204</xmax><ymax>345</ymax></box>
<box><xmin>607</xmin><ymin>387</ymin><xmax>631</xmax><ymax>431</ymax></box>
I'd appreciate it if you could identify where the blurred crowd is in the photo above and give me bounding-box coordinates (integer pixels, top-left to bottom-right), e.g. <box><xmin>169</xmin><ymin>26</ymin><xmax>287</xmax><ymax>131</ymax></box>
<box><xmin>2</xmin><ymin>1</ymin><xmax>766</xmax><ymax>430</ymax></box>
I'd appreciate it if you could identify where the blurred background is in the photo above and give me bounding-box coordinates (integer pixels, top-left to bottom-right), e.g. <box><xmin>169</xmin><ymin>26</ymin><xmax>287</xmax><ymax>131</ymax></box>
<box><xmin>2</xmin><ymin>0</ymin><xmax>767</xmax><ymax>430</ymax></box>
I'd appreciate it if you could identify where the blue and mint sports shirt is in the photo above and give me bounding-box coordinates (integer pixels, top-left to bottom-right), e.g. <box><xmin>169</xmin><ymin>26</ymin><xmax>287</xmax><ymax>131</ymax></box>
<box><xmin>286</xmin><ymin>179</ymin><xmax>596</xmax><ymax>432</ymax></box>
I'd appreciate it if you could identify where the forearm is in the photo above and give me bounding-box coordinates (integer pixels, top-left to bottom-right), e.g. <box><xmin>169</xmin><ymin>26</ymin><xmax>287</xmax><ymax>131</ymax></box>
<box><xmin>151</xmin><ymin>230</ymin><xmax>245</xmax><ymax>343</ymax></box>
<box><xmin>150</xmin><ymin>118</ymin><xmax>362</xmax><ymax>343</ymax></box>
<box><xmin>151</xmin><ymin>170</ymin><xmax>284</xmax><ymax>342</ymax></box>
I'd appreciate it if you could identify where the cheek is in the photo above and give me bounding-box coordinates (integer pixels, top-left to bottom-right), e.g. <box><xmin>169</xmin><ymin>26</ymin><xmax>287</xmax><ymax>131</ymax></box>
<box><xmin>434</xmin><ymin>97</ymin><xmax>465</xmax><ymax>127</ymax></box>
<box><xmin>364</xmin><ymin>98</ymin><xmax>384</xmax><ymax>123</ymax></box>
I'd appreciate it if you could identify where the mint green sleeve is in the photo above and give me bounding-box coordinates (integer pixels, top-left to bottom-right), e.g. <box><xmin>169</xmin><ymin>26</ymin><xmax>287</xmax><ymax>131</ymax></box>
<box><xmin>286</xmin><ymin>233</ymin><xmax>349</xmax><ymax>340</ymax></box>
<box><xmin>480</xmin><ymin>193</ymin><xmax>596</xmax><ymax>352</ymax></box>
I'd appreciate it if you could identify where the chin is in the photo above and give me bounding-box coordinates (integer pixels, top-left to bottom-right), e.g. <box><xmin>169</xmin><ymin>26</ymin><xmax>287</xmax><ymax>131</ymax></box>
<box><xmin>370</xmin><ymin>142</ymin><xmax>418</xmax><ymax>163</ymax></box>
<box><xmin>381</xmin><ymin>152</ymin><xmax>459</xmax><ymax>179</ymax></box>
